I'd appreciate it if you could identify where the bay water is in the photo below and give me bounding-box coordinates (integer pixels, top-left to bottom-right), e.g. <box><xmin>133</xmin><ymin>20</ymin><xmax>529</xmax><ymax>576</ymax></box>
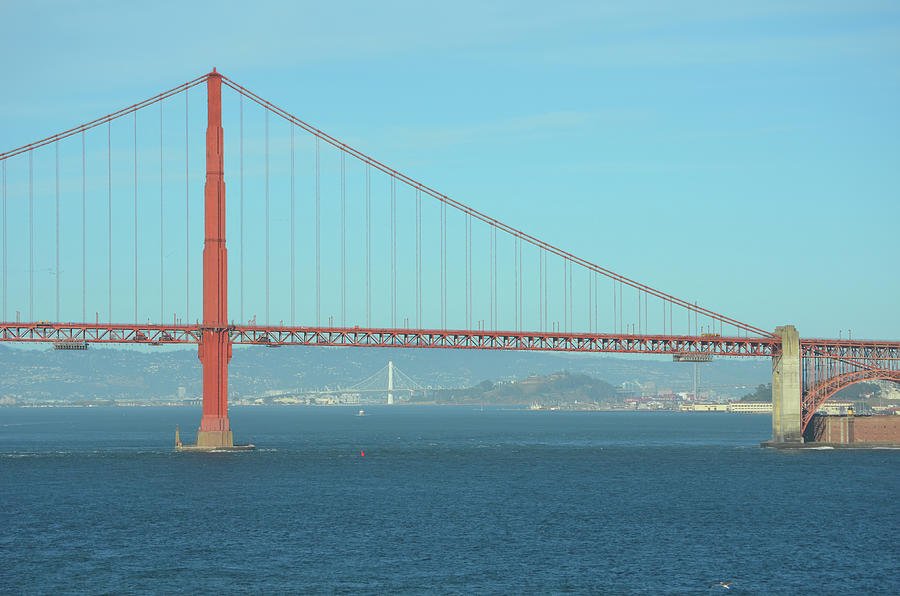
<box><xmin>1</xmin><ymin>406</ymin><xmax>898</xmax><ymax>594</ymax></box>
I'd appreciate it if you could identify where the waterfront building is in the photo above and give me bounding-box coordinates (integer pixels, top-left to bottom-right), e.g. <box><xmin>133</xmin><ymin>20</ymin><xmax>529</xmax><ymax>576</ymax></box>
<box><xmin>815</xmin><ymin>400</ymin><xmax>855</xmax><ymax>416</ymax></box>
<box><xmin>728</xmin><ymin>402</ymin><xmax>773</xmax><ymax>414</ymax></box>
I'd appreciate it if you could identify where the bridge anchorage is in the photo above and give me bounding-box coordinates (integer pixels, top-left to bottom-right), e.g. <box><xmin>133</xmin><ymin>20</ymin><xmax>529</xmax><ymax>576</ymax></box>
<box><xmin>765</xmin><ymin>326</ymin><xmax>900</xmax><ymax>446</ymax></box>
<box><xmin>1</xmin><ymin>68</ymin><xmax>898</xmax><ymax>449</ymax></box>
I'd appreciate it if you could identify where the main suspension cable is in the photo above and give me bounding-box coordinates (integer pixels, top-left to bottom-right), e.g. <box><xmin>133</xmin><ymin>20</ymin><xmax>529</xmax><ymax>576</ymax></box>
<box><xmin>0</xmin><ymin>74</ymin><xmax>207</xmax><ymax>162</ymax></box>
<box><xmin>220</xmin><ymin>73</ymin><xmax>772</xmax><ymax>337</ymax></box>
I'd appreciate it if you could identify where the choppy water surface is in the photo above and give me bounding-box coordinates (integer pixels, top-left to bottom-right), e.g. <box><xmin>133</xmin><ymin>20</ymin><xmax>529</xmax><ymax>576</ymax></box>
<box><xmin>1</xmin><ymin>406</ymin><xmax>898</xmax><ymax>594</ymax></box>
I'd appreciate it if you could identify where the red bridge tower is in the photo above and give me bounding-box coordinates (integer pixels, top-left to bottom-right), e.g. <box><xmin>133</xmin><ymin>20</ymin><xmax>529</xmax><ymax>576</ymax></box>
<box><xmin>180</xmin><ymin>70</ymin><xmax>250</xmax><ymax>451</ymax></box>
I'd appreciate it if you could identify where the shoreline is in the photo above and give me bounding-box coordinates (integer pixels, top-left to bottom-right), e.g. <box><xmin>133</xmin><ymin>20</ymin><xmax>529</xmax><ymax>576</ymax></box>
<box><xmin>762</xmin><ymin>441</ymin><xmax>900</xmax><ymax>450</ymax></box>
<box><xmin>2</xmin><ymin>402</ymin><xmax>775</xmax><ymax>413</ymax></box>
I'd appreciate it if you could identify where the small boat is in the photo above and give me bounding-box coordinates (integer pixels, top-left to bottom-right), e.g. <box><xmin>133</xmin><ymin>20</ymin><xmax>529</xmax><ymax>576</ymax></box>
<box><xmin>357</xmin><ymin>409</ymin><xmax>366</xmax><ymax>417</ymax></box>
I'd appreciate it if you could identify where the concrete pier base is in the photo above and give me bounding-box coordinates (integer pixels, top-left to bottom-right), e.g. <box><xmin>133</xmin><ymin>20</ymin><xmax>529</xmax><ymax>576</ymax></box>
<box><xmin>770</xmin><ymin>324</ymin><xmax>803</xmax><ymax>444</ymax></box>
<box><xmin>175</xmin><ymin>426</ymin><xmax>253</xmax><ymax>452</ymax></box>
<box><xmin>196</xmin><ymin>429</ymin><xmax>234</xmax><ymax>448</ymax></box>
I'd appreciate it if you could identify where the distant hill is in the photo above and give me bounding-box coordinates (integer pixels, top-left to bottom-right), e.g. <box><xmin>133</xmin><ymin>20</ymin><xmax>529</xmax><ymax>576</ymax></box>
<box><xmin>428</xmin><ymin>372</ymin><xmax>620</xmax><ymax>406</ymax></box>
<box><xmin>0</xmin><ymin>343</ymin><xmax>771</xmax><ymax>403</ymax></box>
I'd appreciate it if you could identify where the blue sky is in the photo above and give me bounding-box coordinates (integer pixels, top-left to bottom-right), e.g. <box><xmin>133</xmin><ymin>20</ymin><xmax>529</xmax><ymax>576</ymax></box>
<box><xmin>1</xmin><ymin>1</ymin><xmax>898</xmax><ymax>339</ymax></box>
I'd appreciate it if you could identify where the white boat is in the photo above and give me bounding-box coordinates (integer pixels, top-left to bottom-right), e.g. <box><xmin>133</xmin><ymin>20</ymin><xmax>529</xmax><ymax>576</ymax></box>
<box><xmin>357</xmin><ymin>409</ymin><xmax>366</xmax><ymax>417</ymax></box>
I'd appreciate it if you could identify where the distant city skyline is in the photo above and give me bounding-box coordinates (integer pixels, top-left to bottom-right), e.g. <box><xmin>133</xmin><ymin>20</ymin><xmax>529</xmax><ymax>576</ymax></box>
<box><xmin>1</xmin><ymin>1</ymin><xmax>898</xmax><ymax>339</ymax></box>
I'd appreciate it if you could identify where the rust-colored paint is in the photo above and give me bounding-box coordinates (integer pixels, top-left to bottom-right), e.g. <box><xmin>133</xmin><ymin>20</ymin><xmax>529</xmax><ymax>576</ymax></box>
<box><xmin>197</xmin><ymin>71</ymin><xmax>232</xmax><ymax>443</ymax></box>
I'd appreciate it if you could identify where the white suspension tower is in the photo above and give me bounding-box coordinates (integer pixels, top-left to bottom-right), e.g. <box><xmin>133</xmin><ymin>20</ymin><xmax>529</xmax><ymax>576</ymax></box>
<box><xmin>387</xmin><ymin>360</ymin><xmax>394</xmax><ymax>405</ymax></box>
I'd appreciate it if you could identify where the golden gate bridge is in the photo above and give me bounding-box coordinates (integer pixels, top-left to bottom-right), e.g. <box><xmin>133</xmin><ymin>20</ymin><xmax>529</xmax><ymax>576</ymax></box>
<box><xmin>1</xmin><ymin>70</ymin><xmax>898</xmax><ymax>448</ymax></box>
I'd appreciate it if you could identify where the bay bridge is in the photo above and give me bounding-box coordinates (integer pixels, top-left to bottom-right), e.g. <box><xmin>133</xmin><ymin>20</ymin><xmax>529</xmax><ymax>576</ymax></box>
<box><xmin>1</xmin><ymin>70</ymin><xmax>897</xmax><ymax>448</ymax></box>
<box><xmin>290</xmin><ymin>361</ymin><xmax>427</xmax><ymax>405</ymax></box>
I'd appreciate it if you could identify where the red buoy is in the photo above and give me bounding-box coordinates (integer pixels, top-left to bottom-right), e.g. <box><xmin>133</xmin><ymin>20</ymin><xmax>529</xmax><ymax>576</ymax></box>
<box><xmin>361</xmin><ymin>450</ymin><xmax>365</xmax><ymax>457</ymax></box>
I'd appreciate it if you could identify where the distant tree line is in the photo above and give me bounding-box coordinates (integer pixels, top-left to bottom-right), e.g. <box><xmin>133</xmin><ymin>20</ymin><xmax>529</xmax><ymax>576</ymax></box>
<box><xmin>741</xmin><ymin>383</ymin><xmax>772</xmax><ymax>402</ymax></box>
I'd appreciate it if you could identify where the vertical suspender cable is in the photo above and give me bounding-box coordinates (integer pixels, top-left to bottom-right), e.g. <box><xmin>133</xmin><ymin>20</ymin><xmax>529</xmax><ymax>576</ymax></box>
<box><xmin>694</xmin><ymin>300</ymin><xmax>700</xmax><ymax>335</ymax></box>
<box><xmin>442</xmin><ymin>202</ymin><xmax>447</xmax><ymax>329</ymax></box>
<box><xmin>489</xmin><ymin>227</ymin><xmax>494</xmax><ymax>331</ymax></box>
<box><xmin>544</xmin><ymin>253</ymin><xmax>548</xmax><ymax>332</ymax></box>
<box><xmin>265</xmin><ymin>110</ymin><xmax>269</xmax><ymax>325</ymax></box>
<box><xmin>160</xmin><ymin>102</ymin><xmax>164</xmax><ymax>323</ymax></box>
<box><xmin>514</xmin><ymin>237</ymin><xmax>518</xmax><ymax>332</ymax></box>
<box><xmin>465</xmin><ymin>214</ymin><xmax>470</xmax><ymax>328</ymax></box>
<box><xmin>470</xmin><ymin>217</ymin><xmax>474</xmax><ymax>329</ymax></box>
<box><xmin>366</xmin><ymin>165</ymin><xmax>371</xmax><ymax>326</ymax></box>
<box><xmin>415</xmin><ymin>188</ymin><xmax>421</xmax><ymax>328</ymax></box>
<box><xmin>570</xmin><ymin>262</ymin><xmax>574</xmax><ymax>332</ymax></box>
<box><xmin>29</xmin><ymin>151</ymin><xmax>33</xmax><ymax>321</ymax></box>
<box><xmin>185</xmin><ymin>92</ymin><xmax>190</xmax><ymax>323</ymax></box>
<box><xmin>619</xmin><ymin>282</ymin><xmax>623</xmax><ymax>334</ymax></box>
<box><xmin>563</xmin><ymin>258</ymin><xmax>567</xmax><ymax>333</ymax></box>
<box><xmin>2</xmin><ymin>160</ymin><xmax>5</xmax><ymax>321</ymax></box>
<box><xmin>341</xmin><ymin>152</ymin><xmax>345</xmax><ymax>326</ymax></box>
<box><xmin>56</xmin><ymin>143</ymin><xmax>60</xmax><ymax>321</ymax></box>
<box><xmin>390</xmin><ymin>177</ymin><xmax>396</xmax><ymax>327</ymax></box>
<box><xmin>538</xmin><ymin>249</ymin><xmax>542</xmax><ymax>332</ymax></box>
<box><xmin>613</xmin><ymin>277</ymin><xmax>616</xmax><ymax>333</ymax></box>
<box><xmin>315</xmin><ymin>137</ymin><xmax>320</xmax><ymax>325</ymax></box>
<box><xmin>108</xmin><ymin>123</ymin><xmax>112</xmax><ymax>323</ymax></box>
<box><xmin>520</xmin><ymin>239</ymin><xmax>524</xmax><ymax>332</ymax></box>
<box><xmin>290</xmin><ymin>126</ymin><xmax>295</xmax><ymax>326</ymax></box>
<box><xmin>588</xmin><ymin>265</ymin><xmax>591</xmax><ymax>334</ymax></box>
<box><xmin>240</xmin><ymin>95</ymin><xmax>244</xmax><ymax>324</ymax></box>
<box><xmin>539</xmin><ymin>252</ymin><xmax>543</xmax><ymax>332</ymax></box>
<box><xmin>588</xmin><ymin>272</ymin><xmax>592</xmax><ymax>333</ymax></box>
<box><xmin>564</xmin><ymin>261</ymin><xmax>568</xmax><ymax>332</ymax></box>
<box><xmin>494</xmin><ymin>229</ymin><xmax>497</xmax><ymax>329</ymax></box>
<box><xmin>545</xmin><ymin>253</ymin><xmax>549</xmax><ymax>332</ymax></box>
<box><xmin>134</xmin><ymin>112</ymin><xmax>138</xmax><ymax>324</ymax></box>
<box><xmin>519</xmin><ymin>239</ymin><xmax>523</xmax><ymax>331</ymax></box>
<box><xmin>391</xmin><ymin>176</ymin><xmax>397</xmax><ymax>327</ymax></box>
<box><xmin>185</xmin><ymin>92</ymin><xmax>189</xmax><ymax>323</ymax></box>
<box><xmin>82</xmin><ymin>132</ymin><xmax>86</xmax><ymax>323</ymax></box>
<box><xmin>465</xmin><ymin>214</ymin><xmax>469</xmax><ymax>328</ymax></box>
